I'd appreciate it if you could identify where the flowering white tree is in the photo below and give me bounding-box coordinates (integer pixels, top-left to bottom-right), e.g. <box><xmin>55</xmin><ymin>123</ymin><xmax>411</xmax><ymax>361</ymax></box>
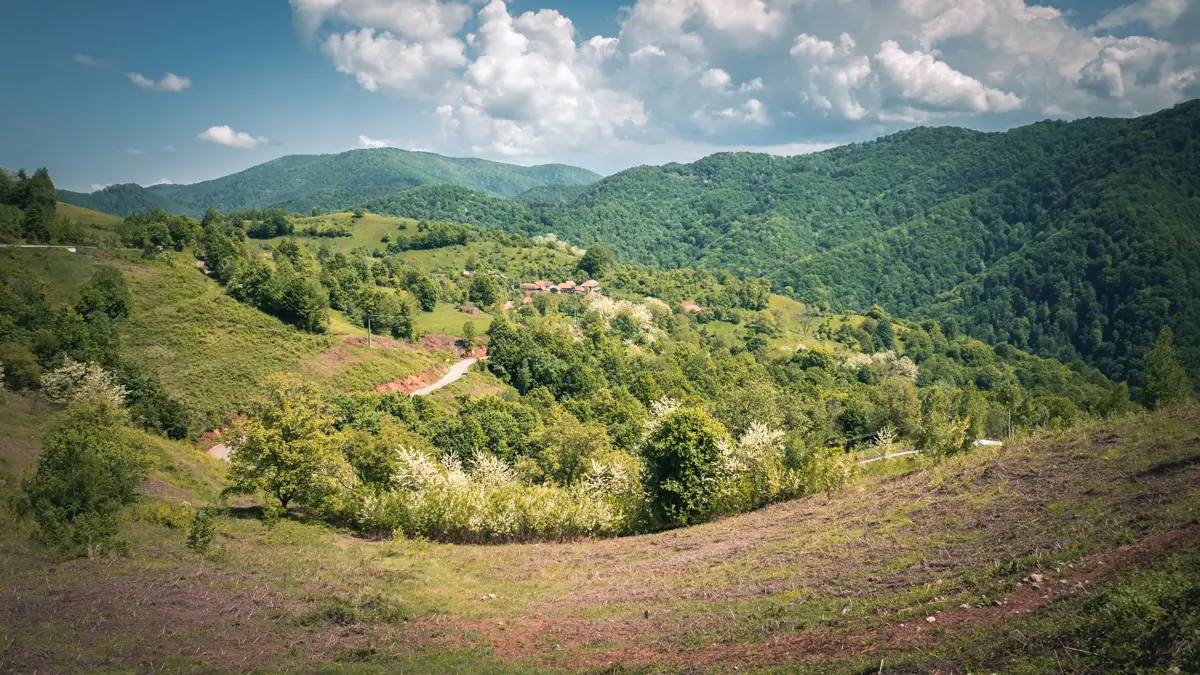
<box><xmin>39</xmin><ymin>357</ymin><xmax>126</xmax><ymax>408</ymax></box>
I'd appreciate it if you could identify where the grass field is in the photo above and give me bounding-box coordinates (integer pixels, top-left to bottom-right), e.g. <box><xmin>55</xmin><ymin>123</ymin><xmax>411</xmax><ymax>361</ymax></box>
<box><xmin>3</xmin><ymin>249</ymin><xmax>452</xmax><ymax>432</ymax></box>
<box><xmin>2</xmin><ymin>390</ymin><xmax>1197</xmax><ymax>672</ymax></box>
<box><xmin>414</xmin><ymin>302</ymin><xmax>494</xmax><ymax>337</ymax></box>
<box><xmin>264</xmin><ymin>212</ymin><xmax>418</xmax><ymax>255</ymax></box>
<box><xmin>55</xmin><ymin>201</ymin><xmax>123</xmax><ymax>228</ymax></box>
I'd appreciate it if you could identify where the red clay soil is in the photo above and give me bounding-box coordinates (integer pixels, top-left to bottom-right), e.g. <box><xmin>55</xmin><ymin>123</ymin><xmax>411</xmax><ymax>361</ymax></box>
<box><xmin>440</xmin><ymin>527</ymin><xmax>1199</xmax><ymax>670</ymax></box>
<box><xmin>374</xmin><ymin>367</ymin><xmax>446</xmax><ymax>394</ymax></box>
<box><xmin>419</xmin><ymin>333</ymin><xmax>461</xmax><ymax>353</ymax></box>
<box><xmin>343</xmin><ymin>335</ymin><xmax>408</xmax><ymax>349</ymax></box>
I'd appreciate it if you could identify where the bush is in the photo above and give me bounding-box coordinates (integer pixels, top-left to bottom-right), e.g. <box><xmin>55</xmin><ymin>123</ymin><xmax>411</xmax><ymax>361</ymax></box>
<box><xmin>187</xmin><ymin>508</ymin><xmax>217</xmax><ymax>554</ymax></box>
<box><xmin>642</xmin><ymin>406</ymin><xmax>728</xmax><ymax>528</ymax></box>
<box><xmin>356</xmin><ymin>449</ymin><xmax>643</xmax><ymax>542</ymax></box>
<box><xmin>20</xmin><ymin>397</ymin><xmax>149</xmax><ymax>557</ymax></box>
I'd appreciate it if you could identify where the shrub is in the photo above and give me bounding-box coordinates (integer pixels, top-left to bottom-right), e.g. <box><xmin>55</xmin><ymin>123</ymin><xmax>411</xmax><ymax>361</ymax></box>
<box><xmin>356</xmin><ymin>449</ymin><xmax>641</xmax><ymax>542</ymax></box>
<box><xmin>20</xmin><ymin>397</ymin><xmax>149</xmax><ymax>557</ymax></box>
<box><xmin>187</xmin><ymin>508</ymin><xmax>217</xmax><ymax>554</ymax></box>
<box><xmin>642</xmin><ymin>407</ymin><xmax>729</xmax><ymax>528</ymax></box>
<box><xmin>1142</xmin><ymin>326</ymin><xmax>1193</xmax><ymax>410</ymax></box>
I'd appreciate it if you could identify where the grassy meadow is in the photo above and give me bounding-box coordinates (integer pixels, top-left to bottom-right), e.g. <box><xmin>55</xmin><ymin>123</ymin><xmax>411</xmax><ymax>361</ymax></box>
<box><xmin>1</xmin><ymin>390</ymin><xmax>1197</xmax><ymax>672</ymax></box>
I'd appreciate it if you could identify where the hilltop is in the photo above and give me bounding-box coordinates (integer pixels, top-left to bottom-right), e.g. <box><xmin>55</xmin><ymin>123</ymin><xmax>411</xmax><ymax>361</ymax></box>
<box><xmin>57</xmin><ymin>147</ymin><xmax>601</xmax><ymax>217</ymax></box>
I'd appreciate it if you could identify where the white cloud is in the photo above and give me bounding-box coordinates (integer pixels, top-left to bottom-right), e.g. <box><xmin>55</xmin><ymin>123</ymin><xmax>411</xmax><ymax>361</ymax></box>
<box><xmin>90</xmin><ymin>183</ymin><xmax>110</xmax><ymax>192</ymax></box>
<box><xmin>145</xmin><ymin>178</ymin><xmax>174</xmax><ymax>186</ymax></box>
<box><xmin>322</xmin><ymin>29</ymin><xmax>466</xmax><ymax>93</ymax></box>
<box><xmin>1094</xmin><ymin>0</ymin><xmax>1189</xmax><ymax>31</ymax></box>
<box><xmin>293</xmin><ymin>0</ymin><xmax>1200</xmax><ymax>168</ymax></box>
<box><xmin>291</xmin><ymin>0</ymin><xmax>472</xmax><ymax>42</ymax></box>
<box><xmin>164</xmin><ymin>145</ymin><xmax>176</xmax><ymax>151</ymax></box>
<box><xmin>197</xmin><ymin>125</ymin><xmax>267</xmax><ymax>148</ymax></box>
<box><xmin>437</xmin><ymin>1</ymin><xmax>647</xmax><ymax>156</ymax></box>
<box><xmin>875</xmin><ymin>40</ymin><xmax>1024</xmax><ymax>113</ymax></box>
<box><xmin>739</xmin><ymin>77</ymin><xmax>765</xmax><ymax>93</ymax></box>
<box><xmin>791</xmin><ymin>33</ymin><xmax>836</xmax><ymax>61</ymax></box>
<box><xmin>73</xmin><ymin>53</ymin><xmax>110</xmax><ymax>68</ymax></box>
<box><xmin>127</xmin><ymin>72</ymin><xmax>192</xmax><ymax>92</ymax></box>
<box><xmin>699</xmin><ymin>68</ymin><xmax>732</xmax><ymax>89</ymax></box>
<box><xmin>358</xmin><ymin>134</ymin><xmax>392</xmax><ymax>148</ymax></box>
<box><xmin>122</xmin><ymin>148</ymin><xmax>145</xmax><ymax>156</ymax></box>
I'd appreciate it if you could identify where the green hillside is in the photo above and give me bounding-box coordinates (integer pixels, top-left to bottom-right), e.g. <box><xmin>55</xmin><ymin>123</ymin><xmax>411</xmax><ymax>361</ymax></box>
<box><xmin>363</xmin><ymin>101</ymin><xmax>1200</xmax><ymax>392</ymax></box>
<box><xmin>54</xmin><ymin>201</ymin><xmax>122</xmax><ymax>227</ymax></box>
<box><xmin>57</xmin><ymin>148</ymin><xmax>601</xmax><ymax>217</ymax></box>
<box><xmin>56</xmin><ymin>182</ymin><xmax>186</xmax><ymax>216</ymax></box>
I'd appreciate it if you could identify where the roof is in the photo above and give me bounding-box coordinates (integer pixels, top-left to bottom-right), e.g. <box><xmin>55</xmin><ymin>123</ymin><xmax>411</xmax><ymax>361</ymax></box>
<box><xmin>557</xmin><ymin>280</ymin><xmax>577</xmax><ymax>289</ymax></box>
<box><xmin>581</xmin><ymin>279</ymin><xmax>600</xmax><ymax>288</ymax></box>
<box><xmin>535</xmin><ymin>280</ymin><xmax>553</xmax><ymax>288</ymax></box>
<box><xmin>680</xmin><ymin>301</ymin><xmax>706</xmax><ymax>313</ymax></box>
<box><xmin>519</xmin><ymin>282</ymin><xmax>539</xmax><ymax>290</ymax></box>
<box><xmin>521</xmin><ymin>296</ymin><xmax>533</xmax><ymax>304</ymax></box>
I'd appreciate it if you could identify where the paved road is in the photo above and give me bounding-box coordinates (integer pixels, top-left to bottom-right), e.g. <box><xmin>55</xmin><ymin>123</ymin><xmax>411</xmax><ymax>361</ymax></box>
<box><xmin>411</xmin><ymin>358</ymin><xmax>478</xmax><ymax>396</ymax></box>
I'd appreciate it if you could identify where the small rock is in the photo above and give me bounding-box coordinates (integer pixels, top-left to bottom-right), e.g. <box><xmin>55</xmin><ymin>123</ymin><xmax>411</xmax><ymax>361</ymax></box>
<box><xmin>488</xmin><ymin>593</ymin><xmax>496</xmax><ymax>599</ymax></box>
<box><xmin>1030</xmin><ymin>573</ymin><xmax>1044</xmax><ymax>584</ymax></box>
<box><xmin>936</xmin><ymin>578</ymin><xmax>943</xmax><ymax>584</ymax></box>
<box><xmin>925</xmin><ymin>616</ymin><xmax>937</xmax><ymax>623</ymax></box>
<box><xmin>960</xmin><ymin>604</ymin><xmax>971</xmax><ymax>609</ymax></box>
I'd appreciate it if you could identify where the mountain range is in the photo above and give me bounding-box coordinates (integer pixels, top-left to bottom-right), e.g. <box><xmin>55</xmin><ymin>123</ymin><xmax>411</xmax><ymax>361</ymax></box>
<box><xmin>53</xmin><ymin>101</ymin><xmax>1200</xmax><ymax>389</ymax></box>
<box><xmin>353</xmin><ymin>101</ymin><xmax>1200</xmax><ymax>389</ymax></box>
<box><xmin>56</xmin><ymin>148</ymin><xmax>602</xmax><ymax>217</ymax></box>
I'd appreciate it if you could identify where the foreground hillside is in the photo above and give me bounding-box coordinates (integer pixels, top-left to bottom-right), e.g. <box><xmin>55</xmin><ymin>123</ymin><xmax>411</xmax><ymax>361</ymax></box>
<box><xmin>1</xmin><ymin>401</ymin><xmax>1197</xmax><ymax>672</ymax></box>
<box><xmin>56</xmin><ymin>148</ymin><xmax>601</xmax><ymax>217</ymax></box>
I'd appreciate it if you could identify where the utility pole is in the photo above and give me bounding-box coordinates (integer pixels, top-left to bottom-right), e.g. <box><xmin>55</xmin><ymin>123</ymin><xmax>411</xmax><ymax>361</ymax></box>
<box><xmin>367</xmin><ymin>317</ymin><xmax>372</xmax><ymax>347</ymax></box>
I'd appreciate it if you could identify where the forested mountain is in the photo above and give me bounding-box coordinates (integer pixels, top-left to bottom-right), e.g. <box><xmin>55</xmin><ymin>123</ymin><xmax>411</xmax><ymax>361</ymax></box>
<box><xmin>360</xmin><ymin>101</ymin><xmax>1200</xmax><ymax>390</ymax></box>
<box><xmin>57</xmin><ymin>182</ymin><xmax>187</xmax><ymax>216</ymax></box>
<box><xmin>57</xmin><ymin>148</ymin><xmax>601</xmax><ymax>217</ymax></box>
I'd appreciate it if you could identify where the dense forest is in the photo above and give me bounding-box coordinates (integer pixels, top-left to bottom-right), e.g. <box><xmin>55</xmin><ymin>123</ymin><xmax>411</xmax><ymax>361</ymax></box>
<box><xmin>57</xmin><ymin>148</ymin><xmax>601</xmax><ymax>217</ymax></box>
<box><xmin>350</xmin><ymin>102</ymin><xmax>1200</xmax><ymax>394</ymax></box>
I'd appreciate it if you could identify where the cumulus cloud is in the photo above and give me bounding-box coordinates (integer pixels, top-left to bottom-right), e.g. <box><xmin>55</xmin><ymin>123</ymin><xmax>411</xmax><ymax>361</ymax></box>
<box><xmin>197</xmin><ymin>125</ymin><xmax>267</xmax><ymax>148</ymax></box>
<box><xmin>292</xmin><ymin>0</ymin><xmax>1200</xmax><ymax>167</ymax></box>
<box><xmin>127</xmin><ymin>72</ymin><xmax>192</xmax><ymax>92</ymax></box>
<box><xmin>699</xmin><ymin>68</ymin><xmax>732</xmax><ymax>90</ymax></box>
<box><xmin>90</xmin><ymin>183</ymin><xmax>110</xmax><ymax>192</ymax></box>
<box><xmin>323</xmin><ymin>29</ymin><xmax>466</xmax><ymax>92</ymax></box>
<box><xmin>358</xmin><ymin>135</ymin><xmax>392</xmax><ymax>148</ymax></box>
<box><xmin>146</xmin><ymin>178</ymin><xmax>174</xmax><ymax>186</ymax></box>
<box><xmin>875</xmin><ymin>40</ymin><xmax>1024</xmax><ymax>113</ymax></box>
<box><xmin>291</xmin><ymin>0</ymin><xmax>472</xmax><ymax>42</ymax></box>
<box><xmin>439</xmin><ymin>1</ymin><xmax>647</xmax><ymax>156</ymax></box>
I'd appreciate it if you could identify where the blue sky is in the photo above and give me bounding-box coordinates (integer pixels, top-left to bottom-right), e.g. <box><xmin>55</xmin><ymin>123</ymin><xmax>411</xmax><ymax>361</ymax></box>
<box><xmin>1</xmin><ymin>0</ymin><xmax>1196</xmax><ymax>192</ymax></box>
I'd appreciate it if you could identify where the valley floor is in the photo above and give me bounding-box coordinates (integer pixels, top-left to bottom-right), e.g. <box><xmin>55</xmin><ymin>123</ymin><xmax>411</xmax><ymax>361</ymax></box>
<box><xmin>2</xmin><ymin>404</ymin><xmax>1199</xmax><ymax>673</ymax></box>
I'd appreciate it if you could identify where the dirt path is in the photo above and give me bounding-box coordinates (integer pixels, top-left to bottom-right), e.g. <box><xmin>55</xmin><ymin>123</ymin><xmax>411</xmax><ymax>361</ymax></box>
<box><xmin>411</xmin><ymin>357</ymin><xmax>478</xmax><ymax>395</ymax></box>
